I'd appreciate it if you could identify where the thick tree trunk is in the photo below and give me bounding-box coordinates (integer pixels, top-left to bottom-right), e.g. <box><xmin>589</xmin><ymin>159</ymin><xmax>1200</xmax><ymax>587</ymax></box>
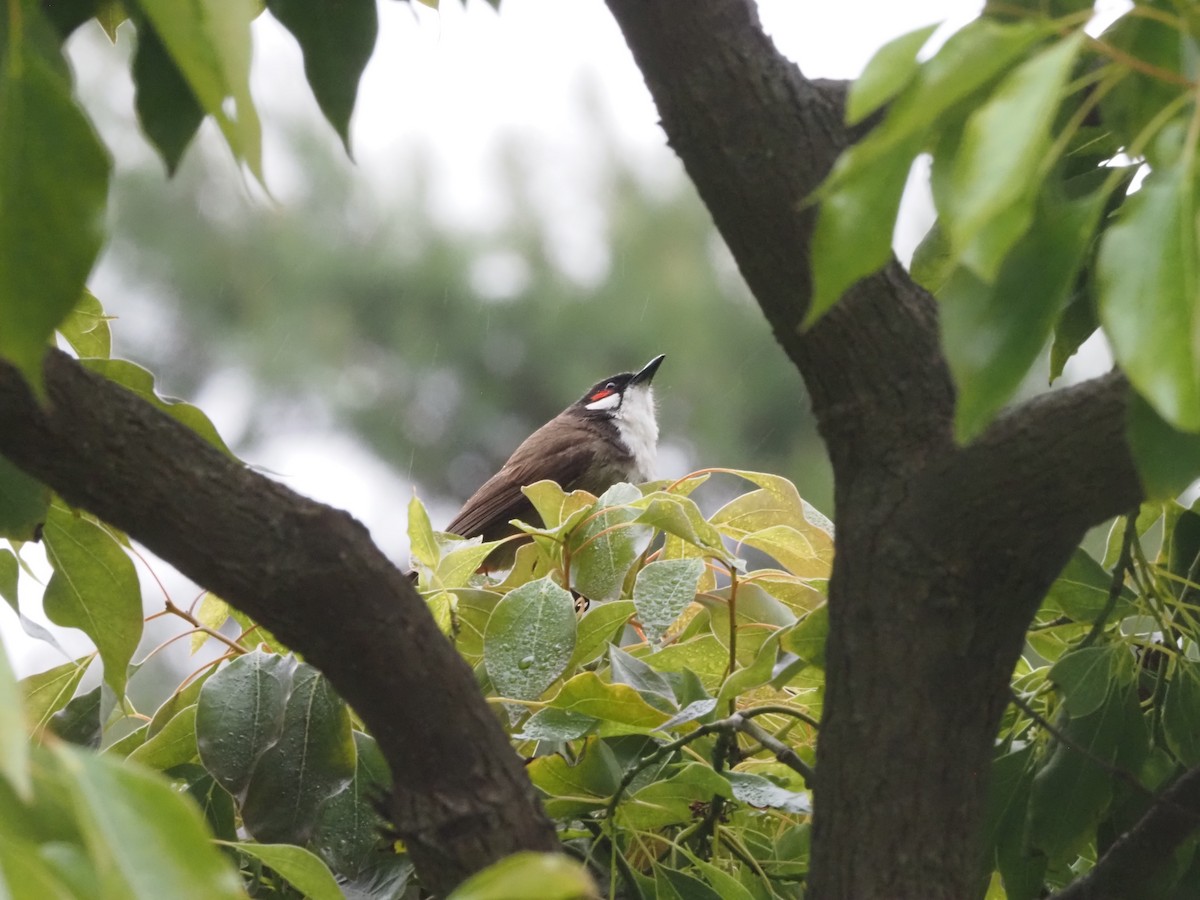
<box><xmin>604</xmin><ymin>0</ymin><xmax>1144</xmax><ymax>895</ymax></box>
<box><xmin>0</xmin><ymin>351</ymin><xmax>558</xmax><ymax>896</ymax></box>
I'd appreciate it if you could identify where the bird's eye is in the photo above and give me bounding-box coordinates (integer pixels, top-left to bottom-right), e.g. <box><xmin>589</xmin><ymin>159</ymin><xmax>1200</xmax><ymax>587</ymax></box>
<box><xmin>605</xmin><ymin>382</ymin><xmax>616</xmax><ymax>392</ymax></box>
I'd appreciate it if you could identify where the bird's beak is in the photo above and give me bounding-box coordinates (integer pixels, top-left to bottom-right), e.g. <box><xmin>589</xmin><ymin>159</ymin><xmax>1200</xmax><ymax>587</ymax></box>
<box><xmin>629</xmin><ymin>354</ymin><xmax>665</xmax><ymax>386</ymax></box>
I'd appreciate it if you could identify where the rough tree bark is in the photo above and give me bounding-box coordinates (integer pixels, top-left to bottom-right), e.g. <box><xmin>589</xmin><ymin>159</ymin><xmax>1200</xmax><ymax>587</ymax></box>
<box><xmin>604</xmin><ymin>0</ymin><xmax>1145</xmax><ymax>896</ymax></box>
<box><xmin>0</xmin><ymin>350</ymin><xmax>558</xmax><ymax>896</ymax></box>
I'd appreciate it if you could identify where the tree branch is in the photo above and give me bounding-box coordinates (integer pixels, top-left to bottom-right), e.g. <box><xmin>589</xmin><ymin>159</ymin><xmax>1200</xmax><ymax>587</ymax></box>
<box><xmin>0</xmin><ymin>349</ymin><xmax>557</xmax><ymax>894</ymax></box>
<box><xmin>1052</xmin><ymin>765</ymin><xmax>1200</xmax><ymax>900</ymax></box>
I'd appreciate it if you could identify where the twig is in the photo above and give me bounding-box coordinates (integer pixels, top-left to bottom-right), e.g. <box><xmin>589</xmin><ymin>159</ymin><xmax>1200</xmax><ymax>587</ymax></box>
<box><xmin>739</xmin><ymin>718</ymin><xmax>815</xmax><ymax>785</ymax></box>
<box><xmin>1080</xmin><ymin>510</ymin><xmax>1137</xmax><ymax>648</ymax></box>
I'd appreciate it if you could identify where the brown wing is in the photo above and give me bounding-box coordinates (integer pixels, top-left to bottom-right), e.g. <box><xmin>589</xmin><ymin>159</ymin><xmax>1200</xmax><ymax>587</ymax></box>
<box><xmin>445</xmin><ymin>414</ymin><xmax>606</xmax><ymax>540</ymax></box>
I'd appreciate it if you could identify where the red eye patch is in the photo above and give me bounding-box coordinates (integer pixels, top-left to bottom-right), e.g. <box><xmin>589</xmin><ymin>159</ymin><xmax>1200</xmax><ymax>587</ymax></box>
<box><xmin>589</xmin><ymin>388</ymin><xmax>615</xmax><ymax>402</ymax></box>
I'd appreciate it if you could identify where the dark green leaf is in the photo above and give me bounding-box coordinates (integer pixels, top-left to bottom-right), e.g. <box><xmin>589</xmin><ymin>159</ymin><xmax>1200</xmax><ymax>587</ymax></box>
<box><xmin>132</xmin><ymin>15</ymin><xmax>204</xmax><ymax>174</ymax></box>
<box><xmin>196</xmin><ymin>650</ymin><xmax>294</xmax><ymax>798</ymax></box>
<box><xmin>1164</xmin><ymin>659</ymin><xmax>1200</xmax><ymax>766</ymax></box>
<box><xmin>42</xmin><ymin>506</ymin><xmax>141</xmax><ymax>699</ymax></box>
<box><xmin>617</xmin><ymin>763</ymin><xmax>733</xmax><ymax>831</ymax></box>
<box><xmin>1048</xmin><ymin>287</ymin><xmax>1095</xmax><ymax>384</ymax></box>
<box><xmin>222</xmin><ymin>841</ymin><xmax>343</xmax><ymax>900</ymax></box>
<box><xmin>0</xmin><ymin>18</ymin><xmax>110</xmax><ymax>384</ymax></box>
<box><xmin>1126</xmin><ymin>391</ymin><xmax>1200</xmax><ymax>501</ymax></box>
<box><xmin>846</xmin><ymin>23</ymin><xmax>938</xmax><ymax>125</ymax></box>
<box><xmin>311</xmin><ymin>732</ymin><xmax>391</xmax><ymax>877</ymax></box>
<box><xmin>568</xmin><ymin>483</ymin><xmax>650</xmax><ymax>602</ymax></box>
<box><xmin>241</xmin><ymin>664</ymin><xmax>356</xmax><ymax>844</ymax></box>
<box><xmin>1028</xmin><ymin>686</ymin><xmax>1146</xmax><ymax>861</ymax></box>
<box><xmin>633</xmin><ymin>558</ymin><xmax>704</xmax><ymax>645</ymax></box>
<box><xmin>266</xmin><ymin>0</ymin><xmax>377</xmax><ymax>154</ymax></box>
<box><xmin>168</xmin><ymin>764</ymin><xmax>237</xmax><ymax>842</ymax></box>
<box><xmin>939</xmin><ymin>185</ymin><xmax>1105</xmax><ymax>441</ymax></box>
<box><xmin>0</xmin><ymin>455</ymin><xmax>49</xmax><ymax>541</ymax></box>
<box><xmin>47</xmin><ymin>685</ymin><xmax>102</xmax><ymax>748</ymax></box>
<box><xmin>1043</xmin><ymin>547</ymin><xmax>1133</xmax><ymax>623</ymax></box>
<box><xmin>609</xmin><ymin>646</ymin><xmax>677</xmax><ymax>711</ymax></box>
<box><xmin>56</xmin><ymin>746</ymin><xmax>245</xmax><ymax>899</ymax></box>
<box><xmin>484</xmin><ymin>575</ymin><xmax>576</xmax><ymax>701</ymax></box>
<box><xmin>81</xmin><ymin>359</ymin><xmax>234</xmax><ymax>455</ymax></box>
<box><xmin>136</xmin><ymin>0</ymin><xmax>262</xmax><ymax>180</ymax></box>
<box><xmin>1098</xmin><ymin>158</ymin><xmax>1200</xmax><ymax>431</ymax></box>
<box><xmin>1048</xmin><ymin>646</ymin><xmax>1127</xmax><ymax>718</ymax></box>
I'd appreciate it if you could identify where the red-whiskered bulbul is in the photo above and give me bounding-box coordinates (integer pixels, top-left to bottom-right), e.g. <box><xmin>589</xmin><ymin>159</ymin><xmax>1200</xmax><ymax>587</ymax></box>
<box><xmin>446</xmin><ymin>354</ymin><xmax>665</xmax><ymax>570</ymax></box>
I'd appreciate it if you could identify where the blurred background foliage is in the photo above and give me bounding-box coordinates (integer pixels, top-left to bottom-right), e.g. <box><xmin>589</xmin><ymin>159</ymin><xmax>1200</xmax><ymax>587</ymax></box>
<box><xmin>99</xmin><ymin>88</ymin><xmax>834</xmax><ymax>517</ymax></box>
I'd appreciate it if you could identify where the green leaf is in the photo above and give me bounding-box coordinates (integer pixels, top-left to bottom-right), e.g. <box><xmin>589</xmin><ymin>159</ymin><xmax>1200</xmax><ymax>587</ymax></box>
<box><xmin>809</xmin><ymin>130</ymin><xmax>924</xmax><ymax>324</ymax></box>
<box><xmin>522</xmin><ymin>480</ymin><xmax>597</xmax><ymax>531</ymax></box>
<box><xmin>1043</xmin><ymin>548</ymin><xmax>1133</xmax><ymax>623</ymax></box>
<box><xmin>55</xmin><ymin>746</ymin><xmax>245</xmax><ymax>899</ymax></box>
<box><xmin>1028</xmin><ymin>686</ymin><xmax>1146</xmax><ymax>861</ymax></box>
<box><xmin>609</xmin><ymin>646</ymin><xmax>677</xmax><ymax>710</ymax></box>
<box><xmin>42</xmin><ymin>506</ymin><xmax>141</xmax><ymax>699</ymax></box>
<box><xmin>128</xmin><ymin>704</ymin><xmax>198</xmax><ymax>771</ymax></box>
<box><xmin>47</xmin><ymin>684</ymin><xmax>102</xmax><ymax>748</ymax></box>
<box><xmin>407</xmin><ymin>494</ymin><xmax>438</xmax><ymax>570</ymax></box>
<box><xmin>526</xmin><ymin>736</ymin><xmax>617</xmax><ymax>817</ymax></box>
<box><xmin>640</xmin><ymin>635</ymin><xmax>730</xmax><ymax>690</ymax></box>
<box><xmin>435</xmin><ymin>538</ymin><xmax>507</xmax><ymax>589</ymax></box>
<box><xmin>20</xmin><ymin>657</ymin><xmax>90</xmax><ymax>737</ymax></box>
<box><xmin>807</xmin><ymin>18</ymin><xmax>1049</xmax><ymax>323</ymax></box>
<box><xmin>450</xmin><ymin>588</ymin><xmax>502</xmax><ymax>664</ymax></box>
<box><xmin>1049</xmin><ymin>287</ymin><xmax>1095</xmax><ymax>384</ymax></box>
<box><xmin>710</xmin><ymin>472</ymin><xmax>834</xmax><ymax>578</ymax></box>
<box><xmin>1164</xmin><ymin>659</ymin><xmax>1200</xmax><ymax>766</ymax></box>
<box><xmin>567</xmin><ymin>483</ymin><xmax>650</xmax><ymax>603</ymax></box>
<box><xmin>136</xmin><ymin>0</ymin><xmax>263</xmax><ymax>180</ymax></box>
<box><xmin>617</xmin><ymin>763</ymin><xmax>733</xmax><ymax>830</ymax></box>
<box><xmin>196</xmin><ymin>650</ymin><xmax>294</xmax><ymax>798</ymax></box>
<box><xmin>0</xmin><ymin>18</ymin><xmax>110</xmax><ymax>384</ymax></box>
<box><xmin>131</xmin><ymin>13</ymin><xmax>204</xmax><ymax>174</ymax></box>
<box><xmin>448</xmin><ymin>851</ymin><xmax>597</xmax><ymax>900</ymax></box>
<box><xmin>846</xmin><ymin>23</ymin><xmax>939</xmax><ymax>126</ymax></box>
<box><xmin>939</xmin><ymin>186</ymin><xmax>1105</xmax><ymax>441</ymax></box>
<box><xmin>633</xmin><ymin>558</ymin><xmax>704</xmax><ymax>645</ymax></box>
<box><xmin>515</xmin><ymin>708</ymin><xmax>597</xmax><ymax>742</ymax></box>
<box><xmin>1048</xmin><ymin>646</ymin><xmax>1125</xmax><ymax>718</ymax></box>
<box><xmin>190</xmin><ymin>592</ymin><xmax>230</xmax><ymax>653</ymax></box>
<box><xmin>781</xmin><ymin>604</ymin><xmax>828</xmax><ymax>669</ymax></box>
<box><xmin>81</xmin><ymin>359</ymin><xmax>234</xmax><ymax>455</ymax></box>
<box><xmin>310</xmin><ymin>731</ymin><xmax>390</xmax><ymax>877</ymax></box>
<box><xmin>567</xmin><ymin>598</ymin><xmax>634</xmax><ymax>670</ymax></box>
<box><xmin>633</xmin><ymin>494</ymin><xmax>729</xmax><ymax>559</ymax></box>
<box><xmin>240</xmin><ymin>664</ymin><xmax>356</xmax><ymax>844</ymax></box>
<box><xmin>266</xmin><ymin>0</ymin><xmax>377</xmax><ymax>154</ymax></box>
<box><xmin>0</xmin><ymin>547</ymin><xmax>16</xmax><ymax>607</ymax></box>
<box><xmin>224</xmin><ymin>842</ymin><xmax>343</xmax><ymax>900</ymax></box>
<box><xmin>1126</xmin><ymin>391</ymin><xmax>1200</xmax><ymax>501</ymax></box>
<box><xmin>484</xmin><ymin>576</ymin><xmax>577</xmax><ymax>701</ymax></box>
<box><xmin>944</xmin><ymin>32</ymin><xmax>1084</xmax><ymax>279</ymax></box>
<box><xmin>725</xmin><ymin>771</ymin><xmax>811</xmax><ymax>813</ymax></box>
<box><xmin>170</xmin><ymin>764</ymin><xmax>237</xmax><ymax>842</ymax></box>
<box><xmin>1098</xmin><ymin>158</ymin><xmax>1200</xmax><ymax>431</ymax></box>
<box><xmin>717</xmin><ymin>633</ymin><xmax>781</xmax><ymax>707</ymax></box>
<box><xmin>547</xmin><ymin>672</ymin><xmax>672</xmax><ymax>735</ymax></box>
<box><xmin>0</xmin><ymin>845</ymin><xmax>78</xmax><ymax>898</ymax></box>
<box><xmin>57</xmin><ymin>289</ymin><xmax>112</xmax><ymax>359</ymax></box>
<box><xmin>0</xmin><ymin>632</ymin><xmax>30</xmax><ymax>799</ymax></box>
<box><xmin>0</xmin><ymin>454</ymin><xmax>49</xmax><ymax>541</ymax></box>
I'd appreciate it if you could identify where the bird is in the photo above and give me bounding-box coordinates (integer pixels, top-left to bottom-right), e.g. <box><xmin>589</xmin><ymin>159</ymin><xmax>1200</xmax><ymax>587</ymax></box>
<box><xmin>446</xmin><ymin>354</ymin><xmax>665</xmax><ymax>571</ymax></box>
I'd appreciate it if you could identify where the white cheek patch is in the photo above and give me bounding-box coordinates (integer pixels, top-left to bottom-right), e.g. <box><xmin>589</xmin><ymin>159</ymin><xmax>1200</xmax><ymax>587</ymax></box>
<box><xmin>586</xmin><ymin>392</ymin><xmax>621</xmax><ymax>411</ymax></box>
